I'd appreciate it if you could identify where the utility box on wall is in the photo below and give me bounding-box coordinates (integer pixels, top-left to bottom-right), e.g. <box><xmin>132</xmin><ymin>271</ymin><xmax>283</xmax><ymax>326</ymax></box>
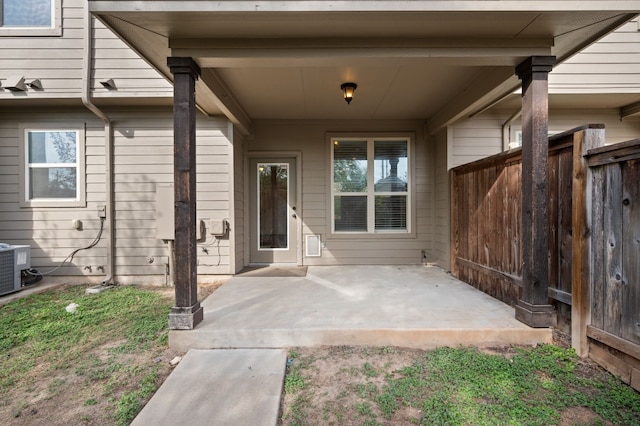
<box><xmin>156</xmin><ymin>184</ymin><xmax>174</xmax><ymax>240</ymax></box>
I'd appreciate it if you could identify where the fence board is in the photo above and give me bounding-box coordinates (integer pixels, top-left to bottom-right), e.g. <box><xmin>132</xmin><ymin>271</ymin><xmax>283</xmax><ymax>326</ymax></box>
<box><xmin>604</xmin><ymin>163</ymin><xmax>624</xmax><ymax>336</ymax></box>
<box><xmin>586</xmin><ymin>138</ymin><xmax>640</xmax><ymax>390</ymax></box>
<box><xmin>621</xmin><ymin>159</ymin><xmax>640</xmax><ymax>344</ymax></box>
<box><xmin>509</xmin><ymin>163</ymin><xmax>522</xmax><ymax>277</ymax></box>
<box><xmin>548</xmin><ymin>152</ymin><xmax>560</xmax><ymax>291</ymax></box>
<box><xmin>590</xmin><ymin>167</ymin><xmax>606</xmax><ymax>330</ymax></box>
<box><xmin>558</xmin><ymin>149</ymin><xmax>574</xmax><ymax>295</ymax></box>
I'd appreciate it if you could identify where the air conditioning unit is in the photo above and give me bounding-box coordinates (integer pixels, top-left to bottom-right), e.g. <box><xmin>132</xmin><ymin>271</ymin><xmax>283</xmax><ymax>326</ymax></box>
<box><xmin>0</xmin><ymin>244</ymin><xmax>31</xmax><ymax>296</ymax></box>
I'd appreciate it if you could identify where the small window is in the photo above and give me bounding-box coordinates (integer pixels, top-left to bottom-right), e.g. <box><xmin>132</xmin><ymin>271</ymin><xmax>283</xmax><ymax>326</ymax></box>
<box><xmin>512</xmin><ymin>130</ymin><xmax>561</xmax><ymax>149</ymax></box>
<box><xmin>1</xmin><ymin>0</ymin><xmax>60</xmax><ymax>36</ymax></box>
<box><xmin>20</xmin><ymin>125</ymin><xmax>85</xmax><ymax>207</ymax></box>
<box><xmin>331</xmin><ymin>137</ymin><xmax>410</xmax><ymax>234</ymax></box>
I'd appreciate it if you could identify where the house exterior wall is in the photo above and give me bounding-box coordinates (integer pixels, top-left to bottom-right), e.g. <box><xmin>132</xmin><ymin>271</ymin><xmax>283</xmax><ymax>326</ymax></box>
<box><xmin>450</xmin><ymin>109</ymin><xmax>640</xmax><ymax>169</ymax></box>
<box><xmin>0</xmin><ymin>109</ymin><xmax>108</xmax><ymax>278</ymax></box>
<box><xmin>0</xmin><ymin>0</ymin><xmax>228</xmax><ymax>284</ymax></box>
<box><xmin>110</xmin><ymin>111</ymin><xmax>233</xmax><ymax>282</ymax></box>
<box><xmin>231</xmin><ymin>124</ymin><xmax>246</xmax><ymax>273</ymax></box>
<box><xmin>447</xmin><ymin>16</ymin><xmax>640</xmax><ymax>168</ymax></box>
<box><xmin>249</xmin><ymin>119</ymin><xmax>433</xmax><ymax>265</ymax></box>
<box><xmin>0</xmin><ymin>0</ymin><xmax>171</xmax><ymax>101</ymax></box>
<box><xmin>433</xmin><ymin>127</ymin><xmax>450</xmax><ymax>270</ymax></box>
<box><xmin>0</xmin><ymin>108</ymin><xmax>234</xmax><ymax>284</ymax></box>
<box><xmin>549</xmin><ymin>17</ymin><xmax>640</xmax><ymax>94</ymax></box>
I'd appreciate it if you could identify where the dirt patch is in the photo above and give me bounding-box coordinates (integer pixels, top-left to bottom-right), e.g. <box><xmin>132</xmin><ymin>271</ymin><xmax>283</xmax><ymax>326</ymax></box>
<box><xmin>282</xmin><ymin>346</ymin><xmax>428</xmax><ymax>425</ymax></box>
<box><xmin>280</xmin><ymin>337</ymin><xmax>625</xmax><ymax>426</ymax></box>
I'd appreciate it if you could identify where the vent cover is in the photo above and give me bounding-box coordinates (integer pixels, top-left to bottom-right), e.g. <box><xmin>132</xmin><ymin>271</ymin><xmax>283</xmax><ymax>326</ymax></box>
<box><xmin>305</xmin><ymin>235</ymin><xmax>322</xmax><ymax>257</ymax></box>
<box><xmin>0</xmin><ymin>246</ymin><xmax>17</xmax><ymax>296</ymax></box>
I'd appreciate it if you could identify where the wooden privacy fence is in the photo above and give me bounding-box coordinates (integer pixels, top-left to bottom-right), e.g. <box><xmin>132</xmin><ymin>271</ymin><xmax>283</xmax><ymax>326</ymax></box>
<box><xmin>450</xmin><ymin>125</ymin><xmax>640</xmax><ymax>391</ymax></box>
<box><xmin>584</xmin><ymin>138</ymin><xmax>640</xmax><ymax>390</ymax></box>
<box><xmin>449</xmin><ymin>125</ymin><xmax>602</xmax><ymax>331</ymax></box>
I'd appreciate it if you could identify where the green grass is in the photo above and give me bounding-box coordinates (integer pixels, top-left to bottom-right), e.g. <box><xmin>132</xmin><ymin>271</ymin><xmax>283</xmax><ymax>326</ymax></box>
<box><xmin>0</xmin><ymin>285</ymin><xmax>173</xmax><ymax>425</ymax></box>
<box><xmin>280</xmin><ymin>345</ymin><xmax>640</xmax><ymax>426</ymax></box>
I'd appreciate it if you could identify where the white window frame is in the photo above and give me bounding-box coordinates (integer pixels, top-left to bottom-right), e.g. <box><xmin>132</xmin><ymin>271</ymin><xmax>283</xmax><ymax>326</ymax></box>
<box><xmin>329</xmin><ymin>134</ymin><xmax>413</xmax><ymax>236</ymax></box>
<box><xmin>513</xmin><ymin>129</ymin><xmax>561</xmax><ymax>149</ymax></box>
<box><xmin>0</xmin><ymin>0</ymin><xmax>61</xmax><ymax>36</ymax></box>
<box><xmin>19</xmin><ymin>123</ymin><xmax>86</xmax><ymax>208</ymax></box>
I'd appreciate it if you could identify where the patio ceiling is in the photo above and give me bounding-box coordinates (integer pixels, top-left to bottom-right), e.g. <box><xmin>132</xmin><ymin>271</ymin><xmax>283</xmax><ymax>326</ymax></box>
<box><xmin>89</xmin><ymin>2</ymin><xmax>638</xmax><ymax>134</ymax></box>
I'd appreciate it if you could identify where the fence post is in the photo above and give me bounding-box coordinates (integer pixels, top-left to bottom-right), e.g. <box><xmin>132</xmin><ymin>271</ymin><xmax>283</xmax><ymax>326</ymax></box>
<box><xmin>572</xmin><ymin>126</ymin><xmax>605</xmax><ymax>356</ymax></box>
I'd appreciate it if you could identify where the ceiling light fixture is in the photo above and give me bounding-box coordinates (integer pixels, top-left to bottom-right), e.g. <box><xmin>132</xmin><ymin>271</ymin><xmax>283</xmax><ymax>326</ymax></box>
<box><xmin>340</xmin><ymin>82</ymin><xmax>357</xmax><ymax>105</ymax></box>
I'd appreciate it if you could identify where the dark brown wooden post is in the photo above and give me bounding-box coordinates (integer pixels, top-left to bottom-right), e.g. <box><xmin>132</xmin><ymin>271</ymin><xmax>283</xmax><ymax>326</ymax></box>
<box><xmin>167</xmin><ymin>57</ymin><xmax>203</xmax><ymax>330</ymax></box>
<box><xmin>515</xmin><ymin>56</ymin><xmax>557</xmax><ymax>328</ymax></box>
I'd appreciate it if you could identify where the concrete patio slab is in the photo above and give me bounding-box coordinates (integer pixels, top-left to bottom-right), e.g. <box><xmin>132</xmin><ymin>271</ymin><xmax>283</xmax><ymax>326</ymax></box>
<box><xmin>131</xmin><ymin>348</ymin><xmax>287</xmax><ymax>426</ymax></box>
<box><xmin>170</xmin><ymin>265</ymin><xmax>552</xmax><ymax>351</ymax></box>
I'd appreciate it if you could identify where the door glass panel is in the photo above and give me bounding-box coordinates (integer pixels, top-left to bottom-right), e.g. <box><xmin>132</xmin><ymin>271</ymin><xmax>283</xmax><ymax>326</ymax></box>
<box><xmin>258</xmin><ymin>163</ymin><xmax>289</xmax><ymax>250</ymax></box>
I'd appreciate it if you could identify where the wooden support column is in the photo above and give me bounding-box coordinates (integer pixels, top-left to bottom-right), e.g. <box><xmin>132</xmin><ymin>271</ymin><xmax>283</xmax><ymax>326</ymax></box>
<box><xmin>515</xmin><ymin>56</ymin><xmax>557</xmax><ymax>328</ymax></box>
<box><xmin>167</xmin><ymin>57</ymin><xmax>203</xmax><ymax>330</ymax></box>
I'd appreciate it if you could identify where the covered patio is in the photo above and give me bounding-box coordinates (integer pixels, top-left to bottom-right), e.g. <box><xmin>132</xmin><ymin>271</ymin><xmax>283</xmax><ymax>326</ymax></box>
<box><xmin>169</xmin><ymin>265</ymin><xmax>551</xmax><ymax>351</ymax></box>
<box><xmin>87</xmin><ymin>2</ymin><xmax>638</xmax><ymax>342</ymax></box>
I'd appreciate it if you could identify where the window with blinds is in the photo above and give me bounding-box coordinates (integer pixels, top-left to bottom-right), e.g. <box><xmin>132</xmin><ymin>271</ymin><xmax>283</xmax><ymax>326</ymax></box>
<box><xmin>332</xmin><ymin>137</ymin><xmax>410</xmax><ymax>233</ymax></box>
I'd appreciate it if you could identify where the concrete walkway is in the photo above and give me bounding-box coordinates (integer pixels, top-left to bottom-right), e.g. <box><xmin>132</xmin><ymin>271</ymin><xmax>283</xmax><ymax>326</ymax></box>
<box><xmin>136</xmin><ymin>265</ymin><xmax>552</xmax><ymax>425</ymax></box>
<box><xmin>131</xmin><ymin>349</ymin><xmax>286</xmax><ymax>426</ymax></box>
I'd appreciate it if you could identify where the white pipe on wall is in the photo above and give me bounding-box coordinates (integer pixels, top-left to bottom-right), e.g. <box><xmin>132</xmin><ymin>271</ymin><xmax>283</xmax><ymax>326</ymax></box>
<box><xmin>82</xmin><ymin>3</ymin><xmax>114</xmax><ymax>285</ymax></box>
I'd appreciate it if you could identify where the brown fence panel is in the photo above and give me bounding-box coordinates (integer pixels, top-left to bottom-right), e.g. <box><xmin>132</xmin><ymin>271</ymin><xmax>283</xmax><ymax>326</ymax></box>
<box><xmin>450</xmin><ymin>125</ymin><xmax>605</xmax><ymax>333</ymax></box>
<box><xmin>451</xmin><ymin>152</ymin><xmax>523</xmax><ymax>306</ymax></box>
<box><xmin>586</xmin><ymin>139</ymin><xmax>640</xmax><ymax>390</ymax></box>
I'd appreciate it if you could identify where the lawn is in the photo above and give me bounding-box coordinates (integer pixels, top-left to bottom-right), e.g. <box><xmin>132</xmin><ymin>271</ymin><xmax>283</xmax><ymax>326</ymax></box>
<box><xmin>2</xmin><ymin>284</ymin><xmax>639</xmax><ymax>426</ymax></box>
<box><xmin>0</xmin><ymin>284</ymin><xmax>179</xmax><ymax>425</ymax></box>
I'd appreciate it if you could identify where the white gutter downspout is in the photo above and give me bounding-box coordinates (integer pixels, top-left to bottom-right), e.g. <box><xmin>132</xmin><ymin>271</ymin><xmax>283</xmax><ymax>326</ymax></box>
<box><xmin>82</xmin><ymin>4</ymin><xmax>114</xmax><ymax>286</ymax></box>
<box><xmin>502</xmin><ymin>109</ymin><xmax>522</xmax><ymax>151</ymax></box>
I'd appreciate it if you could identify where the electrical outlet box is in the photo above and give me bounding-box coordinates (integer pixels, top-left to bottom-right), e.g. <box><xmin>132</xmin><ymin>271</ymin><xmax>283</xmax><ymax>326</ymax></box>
<box><xmin>209</xmin><ymin>219</ymin><xmax>229</xmax><ymax>237</ymax></box>
<box><xmin>97</xmin><ymin>205</ymin><xmax>106</xmax><ymax>219</ymax></box>
<box><xmin>156</xmin><ymin>184</ymin><xmax>174</xmax><ymax>240</ymax></box>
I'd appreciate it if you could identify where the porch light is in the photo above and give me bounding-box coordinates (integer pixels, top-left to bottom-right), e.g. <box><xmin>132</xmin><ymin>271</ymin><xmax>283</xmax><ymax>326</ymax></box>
<box><xmin>340</xmin><ymin>82</ymin><xmax>357</xmax><ymax>104</ymax></box>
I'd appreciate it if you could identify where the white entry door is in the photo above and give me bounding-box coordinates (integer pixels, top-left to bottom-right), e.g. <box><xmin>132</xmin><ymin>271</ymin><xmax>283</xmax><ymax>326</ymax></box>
<box><xmin>250</xmin><ymin>158</ymin><xmax>298</xmax><ymax>264</ymax></box>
